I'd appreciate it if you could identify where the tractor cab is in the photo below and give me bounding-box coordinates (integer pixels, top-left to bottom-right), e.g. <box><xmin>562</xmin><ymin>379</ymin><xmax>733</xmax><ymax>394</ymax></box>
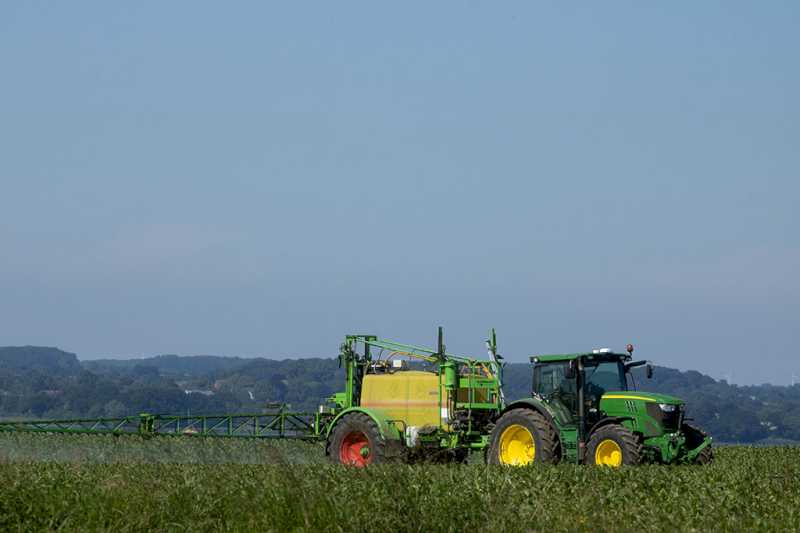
<box><xmin>530</xmin><ymin>348</ymin><xmax>650</xmax><ymax>427</ymax></box>
<box><xmin>531</xmin><ymin>349</ymin><xmax>636</xmax><ymax>423</ymax></box>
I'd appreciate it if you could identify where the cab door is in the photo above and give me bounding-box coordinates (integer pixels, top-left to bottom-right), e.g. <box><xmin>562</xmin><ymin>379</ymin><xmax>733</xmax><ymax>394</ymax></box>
<box><xmin>532</xmin><ymin>362</ymin><xmax>577</xmax><ymax>425</ymax></box>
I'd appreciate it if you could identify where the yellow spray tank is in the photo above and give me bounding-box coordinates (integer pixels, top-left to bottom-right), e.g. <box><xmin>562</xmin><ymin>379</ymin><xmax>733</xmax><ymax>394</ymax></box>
<box><xmin>326</xmin><ymin>327</ymin><xmax>504</xmax><ymax>463</ymax></box>
<box><xmin>360</xmin><ymin>371</ymin><xmax>444</xmax><ymax>428</ymax></box>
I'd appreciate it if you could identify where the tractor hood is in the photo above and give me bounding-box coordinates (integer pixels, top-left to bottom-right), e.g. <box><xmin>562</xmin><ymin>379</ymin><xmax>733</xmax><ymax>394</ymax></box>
<box><xmin>600</xmin><ymin>391</ymin><xmax>683</xmax><ymax>405</ymax></box>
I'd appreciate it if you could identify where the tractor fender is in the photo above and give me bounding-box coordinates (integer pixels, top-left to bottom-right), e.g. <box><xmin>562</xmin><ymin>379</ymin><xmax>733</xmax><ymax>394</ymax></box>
<box><xmin>685</xmin><ymin>435</ymin><xmax>712</xmax><ymax>462</ymax></box>
<box><xmin>587</xmin><ymin>416</ymin><xmax>635</xmax><ymax>439</ymax></box>
<box><xmin>325</xmin><ymin>407</ymin><xmax>403</xmax><ymax>442</ymax></box>
<box><xmin>498</xmin><ymin>398</ymin><xmax>560</xmax><ymax>432</ymax></box>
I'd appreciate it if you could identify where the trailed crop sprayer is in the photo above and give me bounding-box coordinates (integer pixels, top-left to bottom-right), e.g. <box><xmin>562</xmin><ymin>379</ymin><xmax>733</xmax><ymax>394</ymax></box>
<box><xmin>0</xmin><ymin>328</ymin><xmax>712</xmax><ymax>466</ymax></box>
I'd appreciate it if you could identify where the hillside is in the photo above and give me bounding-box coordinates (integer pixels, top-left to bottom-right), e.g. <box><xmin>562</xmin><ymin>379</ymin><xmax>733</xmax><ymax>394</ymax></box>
<box><xmin>0</xmin><ymin>347</ymin><xmax>798</xmax><ymax>443</ymax></box>
<box><xmin>84</xmin><ymin>354</ymin><xmax>253</xmax><ymax>377</ymax></box>
<box><xmin>0</xmin><ymin>347</ymin><xmax>82</xmax><ymax>376</ymax></box>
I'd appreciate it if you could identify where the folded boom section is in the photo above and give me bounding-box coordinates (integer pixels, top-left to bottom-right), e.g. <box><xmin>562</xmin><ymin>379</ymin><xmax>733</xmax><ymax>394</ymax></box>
<box><xmin>0</xmin><ymin>409</ymin><xmax>329</xmax><ymax>440</ymax></box>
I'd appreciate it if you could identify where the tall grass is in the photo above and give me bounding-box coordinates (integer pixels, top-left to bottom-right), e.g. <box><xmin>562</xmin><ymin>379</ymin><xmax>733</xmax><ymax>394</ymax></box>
<box><xmin>0</xmin><ymin>434</ymin><xmax>797</xmax><ymax>532</ymax></box>
<box><xmin>0</xmin><ymin>432</ymin><xmax>324</xmax><ymax>464</ymax></box>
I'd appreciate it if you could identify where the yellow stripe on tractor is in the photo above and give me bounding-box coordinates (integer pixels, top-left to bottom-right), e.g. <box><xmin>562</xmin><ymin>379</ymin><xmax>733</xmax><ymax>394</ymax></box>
<box><xmin>602</xmin><ymin>394</ymin><xmax>656</xmax><ymax>402</ymax></box>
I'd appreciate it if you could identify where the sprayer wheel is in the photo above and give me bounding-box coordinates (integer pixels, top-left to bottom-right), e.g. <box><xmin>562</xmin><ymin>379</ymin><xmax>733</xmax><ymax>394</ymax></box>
<box><xmin>326</xmin><ymin>412</ymin><xmax>387</xmax><ymax>467</ymax></box>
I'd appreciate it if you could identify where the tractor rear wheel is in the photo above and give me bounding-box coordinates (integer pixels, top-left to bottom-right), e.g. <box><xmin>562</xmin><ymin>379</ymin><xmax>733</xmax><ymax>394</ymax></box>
<box><xmin>326</xmin><ymin>412</ymin><xmax>387</xmax><ymax>467</ymax></box>
<box><xmin>587</xmin><ymin>424</ymin><xmax>641</xmax><ymax>467</ymax></box>
<box><xmin>487</xmin><ymin>408</ymin><xmax>558</xmax><ymax>466</ymax></box>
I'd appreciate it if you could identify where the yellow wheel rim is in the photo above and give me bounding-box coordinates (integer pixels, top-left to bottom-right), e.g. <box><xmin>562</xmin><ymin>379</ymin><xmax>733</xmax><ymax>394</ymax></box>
<box><xmin>499</xmin><ymin>424</ymin><xmax>535</xmax><ymax>465</ymax></box>
<box><xmin>595</xmin><ymin>439</ymin><xmax>623</xmax><ymax>467</ymax></box>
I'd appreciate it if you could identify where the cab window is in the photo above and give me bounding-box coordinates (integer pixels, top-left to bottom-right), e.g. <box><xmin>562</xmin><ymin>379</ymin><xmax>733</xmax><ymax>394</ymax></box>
<box><xmin>533</xmin><ymin>362</ymin><xmax>577</xmax><ymax>414</ymax></box>
<box><xmin>584</xmin><ymin>361</ymin><xmax>625</xmax><ymax>395</ymax></box>
<box><xmin>534</xmin><ymin>362</ymin><xmax>568</xmax><ymax>396</ymax></box>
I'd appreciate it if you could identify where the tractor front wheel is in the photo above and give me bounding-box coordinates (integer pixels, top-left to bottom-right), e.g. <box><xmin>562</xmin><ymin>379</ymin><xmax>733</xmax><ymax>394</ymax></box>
<box><xmin>682</xmin><ymin>423</ymin><xmax>713</xmax><ymax>465</ymax></box>
<box><xmin>487</xmin><ymin>408</ymin><xmax>558</xmax><ymax>466</ymax></box>
<box><xmin>326</xmin><ymin>412</ymin><xmax>387</xmax><ymax>467</ymax></box>
<box><xmin>693</xmin><ymin>445</ymin><xmax>713</xmax><ymax>465</ymax></box>
<box><xmin>587</xmin><ymin>424</ymin><xmax>641</xmax><ymax>467</ymax></box>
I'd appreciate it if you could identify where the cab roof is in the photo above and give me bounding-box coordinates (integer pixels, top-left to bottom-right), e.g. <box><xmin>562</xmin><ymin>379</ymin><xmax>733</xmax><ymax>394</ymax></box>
<box><xmin>529</xmin><ymin>351</ymin><xmax>631</xmax><ymax>363</ymax></box>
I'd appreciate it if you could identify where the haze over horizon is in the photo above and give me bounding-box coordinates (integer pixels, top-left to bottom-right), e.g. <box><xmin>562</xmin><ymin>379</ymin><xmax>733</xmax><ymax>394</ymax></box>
<box><xmin>1</xmin><ymin>3</ymin><xmax>797</xmax><ymax>386</ymax></box>
<box><xmin>54</xmin><ymin>347</ymin><xmax>780</xmax><ymax>388</ymax></box>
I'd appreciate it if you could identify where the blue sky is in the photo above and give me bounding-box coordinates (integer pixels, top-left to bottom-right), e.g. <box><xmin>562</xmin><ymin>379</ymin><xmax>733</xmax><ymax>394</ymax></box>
<box><xmin>1</xmin><ymin>3</ymin><xmax>797</xmax><ymax>384</ymax></box>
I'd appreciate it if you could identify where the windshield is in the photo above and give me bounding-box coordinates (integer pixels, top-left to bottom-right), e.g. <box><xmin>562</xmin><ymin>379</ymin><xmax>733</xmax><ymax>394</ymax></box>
<box><xmin>584</xmin><ymin>360</ymin><xmax>626</xmax><ymax>395</ymax></box>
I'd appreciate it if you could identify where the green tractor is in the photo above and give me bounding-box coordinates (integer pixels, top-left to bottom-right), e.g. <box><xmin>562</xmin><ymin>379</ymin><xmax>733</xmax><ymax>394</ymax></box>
<box><xmin>486</xmin><ymin>345</ymin><xmax>713</xmax><ymax>467</ymax></box>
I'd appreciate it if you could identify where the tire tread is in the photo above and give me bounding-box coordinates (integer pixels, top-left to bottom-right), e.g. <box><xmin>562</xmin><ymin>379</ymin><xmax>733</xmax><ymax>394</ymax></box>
<box><xmin>487</xmin><ymin>408</ymin><xmax>559</xmax><ymax>465</ymax></box>
<box><xmin>326</xmin><ymin>412</ymin><xmax>387</xmax><ymax>465</ymax></box>
<box><xmin>587</xmin><ymin>424</ymin><xmax>642</xmax><ymax>466</ymax></box>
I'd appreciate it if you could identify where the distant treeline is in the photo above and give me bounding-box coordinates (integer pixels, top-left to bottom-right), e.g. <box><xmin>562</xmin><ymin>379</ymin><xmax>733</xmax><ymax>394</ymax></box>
<box><xmin>1</xmin><ymin>346</ymin><xmax>798</xmax><ymax>444</ymax></box>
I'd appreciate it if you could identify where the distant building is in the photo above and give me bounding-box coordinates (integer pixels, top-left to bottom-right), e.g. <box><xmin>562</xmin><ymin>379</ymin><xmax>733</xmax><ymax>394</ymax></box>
<box><xmin>183</xmin><ymin>389</ymin><xmax>215</xmax><ymax>396</ymax></box>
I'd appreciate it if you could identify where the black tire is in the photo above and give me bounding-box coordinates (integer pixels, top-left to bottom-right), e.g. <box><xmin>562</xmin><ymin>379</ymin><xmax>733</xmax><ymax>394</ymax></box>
<box><xmin>486</xmin><ymin>408</ymin><xmax>558</xmax><ymax>465</ymax></box>
<box><xmin>326</xmin><ymin>412</ymin><xmax>388</xmax><ymax>466</ymax></box>
<box><xmin>587</xmin><ymin>424</ymin><xmax>642</xmax><ymax>467</ymax></box>
<box><xmin>682</xmin><ymin>423</ymin><xmax>713</xmax><ymax>465</ymax></box>
<box><xmin>694</xmin><ymin>445</ymin><xmax>713</xmax><ymax>465</ymax></box>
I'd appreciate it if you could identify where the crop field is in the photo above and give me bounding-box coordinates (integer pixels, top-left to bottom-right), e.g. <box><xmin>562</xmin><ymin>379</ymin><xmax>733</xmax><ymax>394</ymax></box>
<box><xmin>0</xmin><ymin>434</ymin><xmax>797</xmax><ymax>532</ymax></box>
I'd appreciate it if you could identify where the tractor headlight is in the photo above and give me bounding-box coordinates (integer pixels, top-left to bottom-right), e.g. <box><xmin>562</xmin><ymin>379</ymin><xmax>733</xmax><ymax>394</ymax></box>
<box><xmin>658</xmin><ymin>403</ymin><xmax>677</xmax><ymax>412</ymax></box>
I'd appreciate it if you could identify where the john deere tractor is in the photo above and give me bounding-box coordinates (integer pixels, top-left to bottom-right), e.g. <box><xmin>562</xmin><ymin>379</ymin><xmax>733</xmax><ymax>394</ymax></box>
<box><xmin>486</xmin><ymin>345</ymin><xmax>712</xmax><ymax>467</ymax></box>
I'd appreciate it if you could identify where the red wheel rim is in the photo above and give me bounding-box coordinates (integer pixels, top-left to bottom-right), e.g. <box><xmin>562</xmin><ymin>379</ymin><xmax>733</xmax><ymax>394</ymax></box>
<box><xmin>339</xmin><ymin>431</ymin><xmax>372</xmax><ymax>466</ymax></box>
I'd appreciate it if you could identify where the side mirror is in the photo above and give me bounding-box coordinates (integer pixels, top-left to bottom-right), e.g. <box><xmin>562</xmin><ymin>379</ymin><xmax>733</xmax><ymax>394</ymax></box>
<box><xmin>646</xmin><ymin>364</ymin><xmax>654</xmax><ymax>379</ymax></box>
<box><xmin>564</xmin><ymin>360</ymin><xmax>576</xmax><ymax>380</ymax></box>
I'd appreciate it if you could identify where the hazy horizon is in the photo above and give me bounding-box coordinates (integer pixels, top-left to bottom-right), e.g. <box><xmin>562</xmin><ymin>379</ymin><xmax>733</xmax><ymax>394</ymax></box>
<box><xmin>1</xmin><ymin>341</ymin><xmax>782</xmax><ymax>388</ymax></box>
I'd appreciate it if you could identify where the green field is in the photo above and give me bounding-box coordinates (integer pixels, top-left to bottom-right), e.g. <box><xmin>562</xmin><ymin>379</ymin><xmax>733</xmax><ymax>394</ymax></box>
<box><xmin>0</xmin><ymin>434</ymin><xmax>797</xmax><ymax>532</ymax></box>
